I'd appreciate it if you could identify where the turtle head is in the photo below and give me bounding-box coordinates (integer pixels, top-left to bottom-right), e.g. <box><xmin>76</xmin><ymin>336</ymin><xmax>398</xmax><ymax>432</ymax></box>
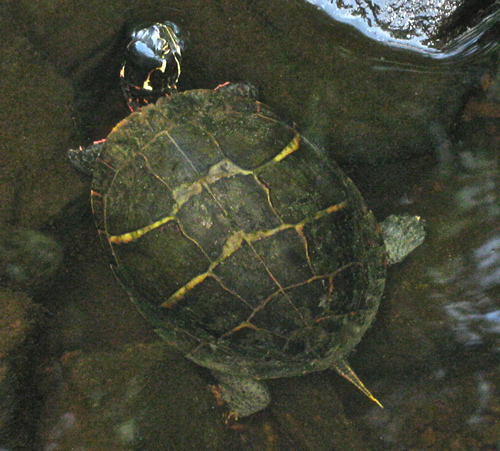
<box><xmin>120</xmin><ymin>21</ymin><xmax>186</xmax><ymax>111</ymax></box>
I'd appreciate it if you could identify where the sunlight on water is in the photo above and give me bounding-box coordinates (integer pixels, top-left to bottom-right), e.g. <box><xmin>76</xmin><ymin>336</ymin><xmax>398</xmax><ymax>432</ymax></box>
<box><xmin>307</xmin><ymin>0</ymin><xmax>499</xmax><ymax>58</ymax></box>
<box><xmin>427</xmin><ymin>148</ymin><xmax>499</xmax><ymax>350</ymax></box>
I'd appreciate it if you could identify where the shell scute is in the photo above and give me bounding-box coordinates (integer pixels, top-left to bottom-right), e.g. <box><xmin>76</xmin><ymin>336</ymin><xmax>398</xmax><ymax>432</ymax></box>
<box><xmin>111</xmin><ymin>221</ymin><xmax>210</xmax><ymax>307</ymax></box>
<box><xmin>105</xmin><ymin>154</ymin><xmax>175</xmax><ymax>235</ymax></box>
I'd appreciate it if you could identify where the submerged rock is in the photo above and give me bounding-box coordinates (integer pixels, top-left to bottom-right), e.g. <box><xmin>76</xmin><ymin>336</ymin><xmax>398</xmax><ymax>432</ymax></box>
<box><xmin>38</xmin><ymin>343</ymin><xmax>225</xmax><ymax>449</ymax></box>
<box><xmin>0</xmin><ymin>289</ymin><xmax>44</xmax><ymax>448</ymax></box>
<box><xmin>0</xmin><ymin>228</ymin><xmax>63</xmax><ymax>295</ymax></box>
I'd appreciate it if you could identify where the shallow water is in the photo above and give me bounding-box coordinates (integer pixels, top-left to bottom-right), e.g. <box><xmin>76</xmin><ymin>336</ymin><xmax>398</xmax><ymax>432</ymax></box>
<box><xmin>1</xmin><ymin>1</ymin><xmax>498</xmax><ymax>449</ymax></box>
<box><xmin>48</xmin><ymin>59</ymin><xmax>500</xmax><ymax>451</ymax></box>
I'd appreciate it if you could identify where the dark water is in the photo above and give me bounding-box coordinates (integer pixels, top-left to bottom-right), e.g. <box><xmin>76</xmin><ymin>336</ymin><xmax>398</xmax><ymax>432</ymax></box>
<box><xmin>1</xmin><ymin>1</ymin><xmax>498</xmax><ymax>449</ymax></box>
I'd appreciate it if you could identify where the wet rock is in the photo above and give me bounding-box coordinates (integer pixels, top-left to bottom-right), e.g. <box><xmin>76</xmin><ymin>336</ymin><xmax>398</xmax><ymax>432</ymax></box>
<box><xmin>38</xmin><ymin>342</ymin><xmax>225</xmax><ymax>449</ymax></box>
<box><xmin>269</xmin><ymin>373</ymin><xmax>372</xmax><ymax>450</ymax></box>
<box><xmin>0</xmin><ymin>288</ymin><xmax>44</xmax><ymax>448</ymax></box>
<box><xmin>44</xmin><ymin>217</ymin><xmax>156</xmax><ymax>353</ymax></box>
<box><xmin>0</xmin><ymin>228</ymin><xmax>63</xmax><ymax>295</ymax></box>
<box><xmin>353</xmin><ymin>256</ymin><xmax>443</xmax><ymax>375</ymax></box>
<box><xmin>7</xmin><ymin>0</ymin><xmax>128</xmax><ymax>142</ymax></box>
<box><xmin>8</xmin><ymin>0</ymin><xmax>126</xmax><ymax>73</ymax></box>
<box><xmin>0</xmin><ymin>5</ymin><xmax>84</xmax><ymax>230</ymax></box>
<box><xmin>359</xmin><ymin>368</ymin><xmax>499</xmax><ymax>449</ymax></box>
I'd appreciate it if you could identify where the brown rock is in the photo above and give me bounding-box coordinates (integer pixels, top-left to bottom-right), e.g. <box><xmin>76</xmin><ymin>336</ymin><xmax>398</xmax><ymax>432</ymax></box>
<box><xmin>38</xmin><ymin>342</ymin><xmax>225</xmax><ymax>449</ymax></box>
<box><xmin>0</xmin><ymin>288</ymin><xmax>44</xmax><ymax>447</ymax></box>
<box><xmin>0</xmin><ymin>19</ymin><xmax>83</xmax><ymax>229</ymax></box>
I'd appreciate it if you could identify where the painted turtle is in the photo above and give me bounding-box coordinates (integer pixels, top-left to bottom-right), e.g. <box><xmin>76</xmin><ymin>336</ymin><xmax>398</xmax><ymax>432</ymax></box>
<box><xmin>69</xmin><ymin>22</ymin><xmax>425</xmax><ymax>417</ymax></box>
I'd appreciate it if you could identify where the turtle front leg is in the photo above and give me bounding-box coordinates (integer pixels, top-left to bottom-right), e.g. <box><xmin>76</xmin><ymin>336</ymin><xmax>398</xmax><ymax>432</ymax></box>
<box><xmin>67</xmin><ymin>139</ymin><xmax>106</xmax><ymax>176</ymax></box>
<box><xmin>211</xmin><ymin>371</ymin><xmax>270</xmax><ymax>418</ymax></box>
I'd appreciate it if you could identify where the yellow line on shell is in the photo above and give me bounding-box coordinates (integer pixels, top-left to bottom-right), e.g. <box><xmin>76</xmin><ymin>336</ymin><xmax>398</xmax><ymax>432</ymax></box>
<box><xmin>272</xmin><ymin>134</ymin><xmax>301</xmax><ymax>163</ymax></box>
<box><xmin>322</xmin><ymin>201</ymin><xmax>347</xmax><ymax>216</ymax></box>
<box><xmin>159</xmin><ymin>200</ymin><xmax>348</xmax><ymax>309</ymax></box>
<box><xmin>162</xmin><ymin>272</ymin><xmax>210</xmax><ymax>308</ymax></box>
<box><xmin>106</xmin><ymin>134</ymin><xmax>301</xmax><ymax>246</ymax></box>
<box><xmin>108</xmin><ymin>215</ymin><xmax>175</xmax><ymax>244</ymax></box>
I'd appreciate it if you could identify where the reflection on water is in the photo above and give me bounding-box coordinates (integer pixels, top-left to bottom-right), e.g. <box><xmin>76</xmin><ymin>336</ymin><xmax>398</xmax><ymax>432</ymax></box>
<box><xmin>467</xmin><ymin>372</ymin><xmax>494</xmax><ymax>426</ymax></box>
<box><xmin>427</xmin><ymin>148</ymin><xmax>498</xmax><ymax>351</ymax></box>
<box><xmin>308</xmin><ymin>0</ymin><xmax>499</xmax><ymax>58</ymax></box>
<box><xmin>354</xmin><ymin>109</ymin><xmax>499</xmax><ymax>447</ymax></box>
<box><xmin>474</xmin><ymin>237</ymin><xmax>500</xmax><ymax>289</ymax></box>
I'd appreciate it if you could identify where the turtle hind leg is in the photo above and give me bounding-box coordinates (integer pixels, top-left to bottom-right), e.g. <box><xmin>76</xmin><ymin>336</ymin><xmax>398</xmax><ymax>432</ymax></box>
<box><xmin>333</xmin><ymin>358</ymin><xmax>383</xmax><ymax>408</ymax></box>
<box><xmin>211</xmin><ymin>371</ymin><xmax>270</xmax><ymax>418</ymax></box>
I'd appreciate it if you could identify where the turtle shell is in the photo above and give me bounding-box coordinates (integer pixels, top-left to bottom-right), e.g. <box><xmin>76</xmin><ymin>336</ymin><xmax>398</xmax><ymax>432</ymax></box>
<box><xmin>91</xmin><ymin>89</ymin><xmax>386</xmax><ymax>379</ymax></box>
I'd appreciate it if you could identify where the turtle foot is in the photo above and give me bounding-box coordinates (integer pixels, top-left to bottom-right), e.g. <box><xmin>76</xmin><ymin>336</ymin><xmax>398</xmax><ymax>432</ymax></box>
<box><xmin>380</xmin><ymin>214</ymin><xmax>426</xmax><ymax>265</ymax></box>
<box><xmin>211</xmin><ymin>371</ymin><xmax>270</xmax><ymax>418</ymax></box>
